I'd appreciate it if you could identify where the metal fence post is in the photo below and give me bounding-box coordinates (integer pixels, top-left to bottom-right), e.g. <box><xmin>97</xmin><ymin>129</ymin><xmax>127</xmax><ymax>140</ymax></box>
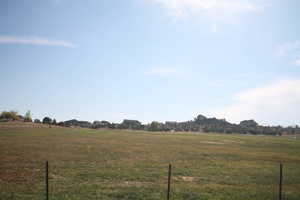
<box><xmin>167</xmin><ymin>163</ymin><xmax>172</xmax><ymax>200</ymax></box>
<box><xmin>45</xmin><ymin>161</ymin><xmax>49</xmax><ymax>200</ymax></box>
<box><xmin>279</xmin><ymin>163</ymin><xmax>283</xmax><ymax>200</ymax></box>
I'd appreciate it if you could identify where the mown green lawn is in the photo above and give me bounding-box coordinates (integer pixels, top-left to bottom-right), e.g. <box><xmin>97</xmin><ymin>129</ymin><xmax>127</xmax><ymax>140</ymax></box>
<box><xmin>0</xmin><ymin>125</ymin><xmax>300</xmax><ymax>200</ymax></box>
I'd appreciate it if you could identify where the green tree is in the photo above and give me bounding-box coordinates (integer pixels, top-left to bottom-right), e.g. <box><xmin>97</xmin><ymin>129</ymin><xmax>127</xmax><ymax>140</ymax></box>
<box><xmin>149</xmin><ymin>121</ymin><xmax>162</xmax><ymax>131</ymax></box>
<box><xmin>42</xmin><ymin>117</ymin><xmax>52</xmax><ymax>124</ymax></box>
<box><xmin>24</xmin><ymin>111</ymin><xmax>32</xmax><ymax>122</ymax></box>
<box><xmin>34</xmin><ymin>119</ymin><xmax>41</xmax><ymax>123</ymax></box>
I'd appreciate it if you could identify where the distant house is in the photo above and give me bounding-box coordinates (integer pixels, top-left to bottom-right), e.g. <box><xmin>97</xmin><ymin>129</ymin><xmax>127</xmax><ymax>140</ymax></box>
<box><xmin>93</xmin><ymin>120</ymin><xmax>111</xmax><ymax>129</ymax></box>
<box><xmin>120</xmin><ymin>119</ymin><xmax>142</xmax><ymax>130</ymax></box>
<box><xmin>64</xmin><ymin>119</ymin><xmax>92</xmax><ymax>128</ymax></box>
<box><xmin>165</xmin><ymin>121</ymin><xmax>177</xmax><ymax>131</ymax></box>
<box><xmin>17</xmin><ymin>115</ymin><xmax>25</xmax><ymax>122</ymax></box>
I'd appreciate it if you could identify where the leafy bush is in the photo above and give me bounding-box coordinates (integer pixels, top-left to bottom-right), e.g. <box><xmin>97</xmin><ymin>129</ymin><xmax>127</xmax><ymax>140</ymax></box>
<box><xmin>0</xmin><ymin>111</ymin><xmax>19</xmax><ymax>121</ymax></box>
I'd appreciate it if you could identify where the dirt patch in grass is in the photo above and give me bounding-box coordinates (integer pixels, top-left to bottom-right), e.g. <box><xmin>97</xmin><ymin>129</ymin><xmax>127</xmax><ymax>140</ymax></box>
<box><xmin>222</xmin><ymin>139</ymin><xmax>244</xmax><ymax>144</ymax></box>
<box><xmin>101</xmin><ymin>181</ymin><xmax>153</xmax><ymax>188</ymax></box>
<box><xmin>200</xmin><ymin>140</ymin><xmax>243</xmax><ymax>145</ymax></box>
<box><xmin>201</xmin><ymin>141</ymin><xmax>225</xmax><ymax>145</ymax></box>
<box><xmin>174</xmin><ymin>176</ymin><xmax>196</xmax><ymax>182</ymax></box>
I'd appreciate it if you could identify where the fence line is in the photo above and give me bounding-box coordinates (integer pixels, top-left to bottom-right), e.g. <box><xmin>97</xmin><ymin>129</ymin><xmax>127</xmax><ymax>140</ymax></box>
<box><xmin>1</xmin><ymin>160</ymin><xmax>295</xmax><ymax>200</ymax></box>
<box><xmin>37</xmin><ymin>161</ymin><xmax>285</xmax><ymax>200</ymax></box>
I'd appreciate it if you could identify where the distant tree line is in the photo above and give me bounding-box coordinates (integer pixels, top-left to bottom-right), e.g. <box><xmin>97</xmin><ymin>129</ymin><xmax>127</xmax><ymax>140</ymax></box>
<box><xmin>35</xmin><ymin>114</ymin><xmax>300</xmax><ymax>136</ymax></box>
<box><xmin>1</xmin><ymin>111</ymin><xmax>300</xmax><ymax>136</ymax></box>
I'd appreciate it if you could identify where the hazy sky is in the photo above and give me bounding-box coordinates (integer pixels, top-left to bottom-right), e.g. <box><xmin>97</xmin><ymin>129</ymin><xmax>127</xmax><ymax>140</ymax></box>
<box><xmin>1</xmin><ymin>0</ymin><xmax>300</xmax><ymax>126</ymax></box>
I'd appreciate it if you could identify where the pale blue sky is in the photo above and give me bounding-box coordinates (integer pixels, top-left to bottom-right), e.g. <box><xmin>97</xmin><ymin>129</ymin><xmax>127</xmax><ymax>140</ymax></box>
<box><xmin>1</xmin><ymin>0</ymin><xmax>300</xmax><ymax>125</ymax></box>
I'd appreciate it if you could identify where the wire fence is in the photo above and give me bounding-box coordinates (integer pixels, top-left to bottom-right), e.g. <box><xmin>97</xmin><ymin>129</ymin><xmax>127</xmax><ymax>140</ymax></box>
<box><xmin>1</xmin><ymin>161</ymin><xmax>300</xmax><ymax>200</ymax></box>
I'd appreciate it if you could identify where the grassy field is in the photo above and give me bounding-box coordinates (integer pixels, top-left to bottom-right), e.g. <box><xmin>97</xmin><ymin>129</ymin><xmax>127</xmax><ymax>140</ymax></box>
<box><xmin>0</xmin><ymin>123</ymin><xmax>300</xmax><ymax>200</ymax></box>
